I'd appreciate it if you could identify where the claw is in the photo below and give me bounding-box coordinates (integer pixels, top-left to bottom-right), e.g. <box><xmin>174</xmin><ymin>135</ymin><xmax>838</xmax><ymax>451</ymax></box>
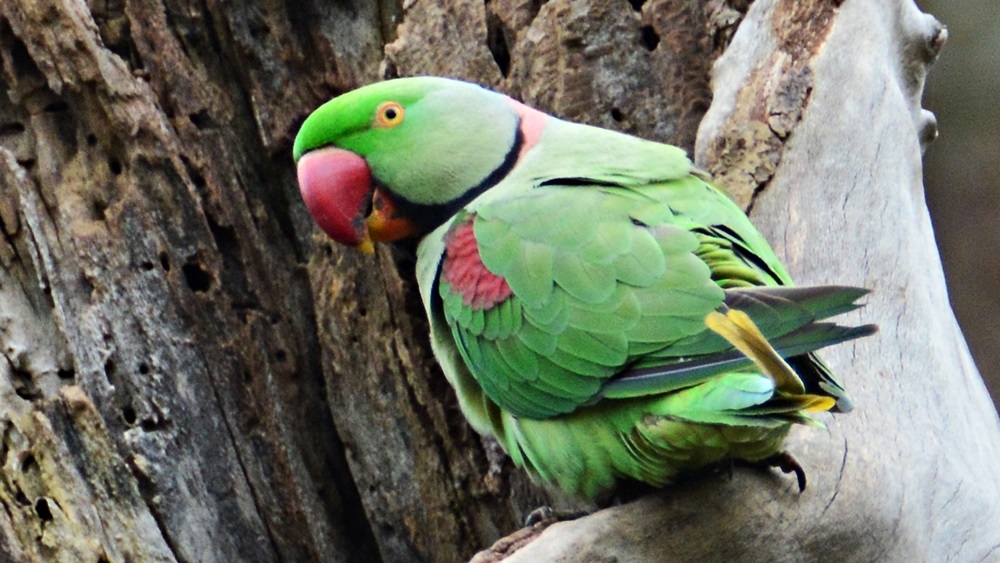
<box><xmin>762</xmin><ymin>451</ymin><xmax>807</xmax><ymax>492</ymax></box>
<box><xmin>523</xmin><ymin>506</ymin><xmax>553</xmax><ymax>527</ymax></box>
<box><xmin>523</xmin><ymin>506</ymin><xmax>589</xmax><ymax>528</ymax></box>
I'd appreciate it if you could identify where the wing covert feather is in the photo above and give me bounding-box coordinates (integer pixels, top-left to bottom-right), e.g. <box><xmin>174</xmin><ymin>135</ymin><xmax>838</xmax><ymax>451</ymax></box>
<box><xmin>439</xmin><ymin>180</ymin><xmax>729</xmax><ymax>419</ymax></box>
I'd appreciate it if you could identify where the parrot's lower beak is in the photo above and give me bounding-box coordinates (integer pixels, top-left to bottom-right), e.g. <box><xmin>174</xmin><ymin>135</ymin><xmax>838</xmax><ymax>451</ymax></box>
<box><xmin>363</xmin><ymin>188</ymin><xmax>418</xmax><ymax>252</ymax></box>
<box><xmin>297</xmin><ymin>148</ymin><xmax>417</xmax><ymax>253</ymax></box>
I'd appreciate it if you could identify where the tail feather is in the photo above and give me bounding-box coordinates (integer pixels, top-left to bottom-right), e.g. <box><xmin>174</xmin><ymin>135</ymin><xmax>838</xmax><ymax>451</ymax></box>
<box><xmin>651</xmin><ymin>285</ymin><xmax>872</xmax><ymax>359</ymax></box>
<box><xmin>705</xmin><ymin>309</ymin><xmax>805</xmax><ymax>394</ymax></box>
<box><xmin>598</xmin><ymin>292</ymin><xmax>875</xmax><ymax>408</ymax></box>
<box><xmin>725</xmin><ymin>286</ymin><xmax>870</xmax><ymax>320</ymax></box>
<box><xmin>768</xmin><ymin>323</ymin><xmax>877</xmax><ymax>358</ymax></box>
<box><xmin>743</xmin><ymin>393</ymin><xmax>836</xmax><ymax>415</ymax></box>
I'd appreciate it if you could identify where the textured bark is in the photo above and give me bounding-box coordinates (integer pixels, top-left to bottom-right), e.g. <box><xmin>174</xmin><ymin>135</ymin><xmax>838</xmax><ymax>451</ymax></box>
<box><xmin>0</xmin><ymin>1</ymin><xmax>384</xmax><ymax>561</ymax></box>
<box><xmin>1</xmin><ymin>1</ymin><xmax>996</xmax><ymax>563</ymax></box>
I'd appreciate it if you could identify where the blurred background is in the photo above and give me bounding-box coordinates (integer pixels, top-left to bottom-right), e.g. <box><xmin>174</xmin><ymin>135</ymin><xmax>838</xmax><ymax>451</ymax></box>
<box><xmin>920</xmin><ymin>0</ymin><xmax>999</xmax><ymax>404</ymax></box>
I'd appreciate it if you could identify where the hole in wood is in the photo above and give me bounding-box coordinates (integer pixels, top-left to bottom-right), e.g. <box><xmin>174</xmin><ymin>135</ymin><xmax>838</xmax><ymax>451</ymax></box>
<box><xmin>182</xmin><ymin>261</ymin><xmax>212</xmax><ymax>292</ymax></box>
<box><xmin>0</xmin><ymin>122</ymin><xmax>26</xmax><ymax>137</ymax></box>
<box><xmin>628</xmin><ymin>0</ymin><xmax>645</xmax><ymax>11</ymax></box>
<box><xmin>611</xmin><ymin>108</ymin><xmax>624</xmax><ymax>122</ymax></box>
<box><xmin>275</xmin><ymin>350</ymin><xmax>287</xmax><ymax>363</ymax></box>
<box><xmin>122</xmin><ymin>405</ymin><xmax>137</xmax><ymax>425</ymax></box>
<box><xmin>640</xmin><ymin>25</ymin><xmax>660</xmax><ymax>51</ymax></box>
<box><xmin>43</xmin><ymin>101</ymin><xmax>69</xmax><ymax>113</ymax></box>
<box><xmin>11</xmin><ymin>366</ymin><xmax>39</xmax><ymax>400</ymax></box>
<box><xmin>92</xmin><ymin>198</ymin><xmax>108</xmax><ymax>220</ymax></box>
<box><xmin>138</xmin><ymin>362</ymin><xmax>150</xmax><ymax>375</ymax></box>
<box><xmin>57</xmin><ymin>368</ymin><xmax>75</xmax><ymax>380</ymax></box>
<box><xmin>159</xmin><ymin>252</ymin><xmax>171</xmax><ymax>272</ymax></box>
<box><xmin>188</xmin><ymin>110</ymin><xmax>214</xmax><ymax>130</ymax></box>
<box><xmin>22</xmin><ymin>454</ymin><xmax>36</xmax><ymax>473</ymax></box>
<box><xmin>181</xmin><ymin>156</ymin><xmax>207</xmax><ymax>189</ymax></box>
<box><xmin>485</xmin><ymin>14</ymin><xmax>511</xmax><ymax>77</ymax></box>
<box><xmin>35</xmin><ymin>498</ymin><xmax>53</xmax><ymax>521</ymax></box>
<box><xmin>207</xmin><ymin>216</ymin><xmax>237</xmax><ymax>255</ymax></box>
<box><xmin>13</xmin><ymin>384</ymin><xmax>36</xmax><ymax>401</ymax></box>
<box><xmin>140</xmin><ymin>418</ymin><xmax>163</xmax><ymax>432</ymax></box>
<box><xmin>8</xmin><ymin>36</ymin><xmax>36</xmax><ymax>82</ymax></box>
<box><xmin>250</xmin><ymin>21</ymin><xmax>271</xmax><ymax>40</ymax></box>
<box><xmin>140</xmin><ymin>261</ymin><xmax>155</xmax><ymax>271</ymax></box>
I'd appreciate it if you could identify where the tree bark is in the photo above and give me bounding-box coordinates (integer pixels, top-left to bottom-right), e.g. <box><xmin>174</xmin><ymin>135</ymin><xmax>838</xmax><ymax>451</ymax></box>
<box><xmin>0</xmin><ymin>1</ymin><xmax>385</xmax><ymax>561</ymax></box>
<box><xmin>0</xmin><ymin>1</ymin><xmax>996</xmax><ymax>563</ymax></box>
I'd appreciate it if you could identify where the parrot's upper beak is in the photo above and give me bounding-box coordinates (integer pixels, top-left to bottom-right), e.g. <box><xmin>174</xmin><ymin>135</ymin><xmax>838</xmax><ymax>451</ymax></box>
<box><xmin>297</xmin><ymin>147</ymin><xmax>417</xmax><ymax>253</ymax></box>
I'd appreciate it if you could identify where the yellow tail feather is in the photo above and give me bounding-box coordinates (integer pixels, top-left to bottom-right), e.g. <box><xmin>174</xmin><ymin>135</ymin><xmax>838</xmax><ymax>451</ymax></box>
<box><xmin>799</xmin><ymin>394</ymin><xmax>836</xmax><ymax>412</ymax></box>
<box><xmin>704</xmin><ymin>309</ymin><xmax>806</xmax><ymax>394</ymax></box>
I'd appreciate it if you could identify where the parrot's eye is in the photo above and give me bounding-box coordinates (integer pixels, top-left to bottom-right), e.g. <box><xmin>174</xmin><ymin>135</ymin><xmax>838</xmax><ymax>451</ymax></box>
<box><xmin>375</xmin><ymin>101</ymin><xmax>405</xmax><ymax>128</ymax></box>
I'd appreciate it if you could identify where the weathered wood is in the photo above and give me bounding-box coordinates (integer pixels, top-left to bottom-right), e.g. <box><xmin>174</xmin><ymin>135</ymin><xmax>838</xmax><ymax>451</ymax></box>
<box><xmin>1</xmin><ymin>0</ymin><xmax>384</xmax><ymax>560</ymax></box>
<box><xmin>2</xmin><ymin>0</ymin><xmax>997</xmax><ymax>562</ymax></box>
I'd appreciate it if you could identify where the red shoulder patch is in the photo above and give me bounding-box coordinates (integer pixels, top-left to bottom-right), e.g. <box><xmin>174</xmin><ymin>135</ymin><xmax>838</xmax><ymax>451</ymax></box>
<box><xmin>442</xmin><ymin>217</ymin><xmax>513</xmax><ymax>310</ymax></box>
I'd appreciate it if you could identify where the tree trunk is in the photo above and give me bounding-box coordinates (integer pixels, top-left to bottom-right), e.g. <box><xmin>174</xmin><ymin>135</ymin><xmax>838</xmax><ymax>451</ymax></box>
<box><xmin>0</xmin><ymin>1</ymin><xmax>996</xmax><ymax>563</ymax></box>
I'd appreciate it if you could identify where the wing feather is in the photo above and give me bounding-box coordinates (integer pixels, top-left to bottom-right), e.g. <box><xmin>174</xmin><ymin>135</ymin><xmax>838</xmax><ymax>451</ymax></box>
<box><xmin>434</xmin><ymin>170</ymin><xmax>868</xmax><ymax>419</ymax></box>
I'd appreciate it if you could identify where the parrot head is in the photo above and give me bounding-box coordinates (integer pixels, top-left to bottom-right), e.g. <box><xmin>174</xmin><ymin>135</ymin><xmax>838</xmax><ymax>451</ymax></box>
<box><xmin>293</xmin><ymin>77</ymin><xmax>521</xmax><ymax>252</ymax></box>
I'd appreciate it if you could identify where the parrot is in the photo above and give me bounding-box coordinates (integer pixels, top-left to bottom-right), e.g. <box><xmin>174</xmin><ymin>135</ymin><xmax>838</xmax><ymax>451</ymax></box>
<box><xmin>293</xmin><ymin>76</ymin><xmax>876</xmax><ymax>501</ymax></box>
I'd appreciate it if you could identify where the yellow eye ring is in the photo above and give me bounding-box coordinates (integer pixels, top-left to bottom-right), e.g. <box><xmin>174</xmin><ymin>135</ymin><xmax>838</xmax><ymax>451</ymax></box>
<box><xmin>375</xmin><ymin>101</ymin><xmax>405</xmax><ymax>128</ymax></box>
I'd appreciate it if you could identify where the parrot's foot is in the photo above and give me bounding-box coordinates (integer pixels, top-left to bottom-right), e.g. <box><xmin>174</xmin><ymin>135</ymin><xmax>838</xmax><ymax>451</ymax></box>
<box><xmin>760</xmin><ymin>451</ymin><xmax>807</xmax><ymax>492</ymax></box>
<box><xmin>523</xmin><ymin>506</ymin><xmax>590</xmax><ymax>528</ymax></box>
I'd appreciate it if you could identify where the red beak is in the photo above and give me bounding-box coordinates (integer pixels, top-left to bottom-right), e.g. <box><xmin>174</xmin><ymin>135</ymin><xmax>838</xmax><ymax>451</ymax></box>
<box><xmin>297</xmin><ymin>147</ymin><xmax>418</xmax><ymax>253</ymax></box>
<box><xmin>297</xmin><ymin>147</ymin><xmax>376</xmax><ymax>251</ymax></box>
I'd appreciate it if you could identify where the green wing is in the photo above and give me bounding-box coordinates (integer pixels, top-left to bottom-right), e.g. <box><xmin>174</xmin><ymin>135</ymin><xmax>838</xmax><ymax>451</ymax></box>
<box><xmin>439</xmin><ymin>181</ymin><xmax>719</xmax><ymax>419</ymax></box>
<box><xmin>434</xmin><ymin>169</ymin><xmax>855</xmax><ymax>420</ymax></box>
<box><xmin>425</xmin><ymin>118</ymin><xmax>868</xmax><ymax>420</ymax></box>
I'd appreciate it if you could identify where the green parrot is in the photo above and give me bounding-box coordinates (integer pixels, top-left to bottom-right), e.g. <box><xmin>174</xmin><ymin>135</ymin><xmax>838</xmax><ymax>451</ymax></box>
<box><xmin>293</xmin><ymin>77</ymin><xmax>875</xmax><ymax>501</ymax></box>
